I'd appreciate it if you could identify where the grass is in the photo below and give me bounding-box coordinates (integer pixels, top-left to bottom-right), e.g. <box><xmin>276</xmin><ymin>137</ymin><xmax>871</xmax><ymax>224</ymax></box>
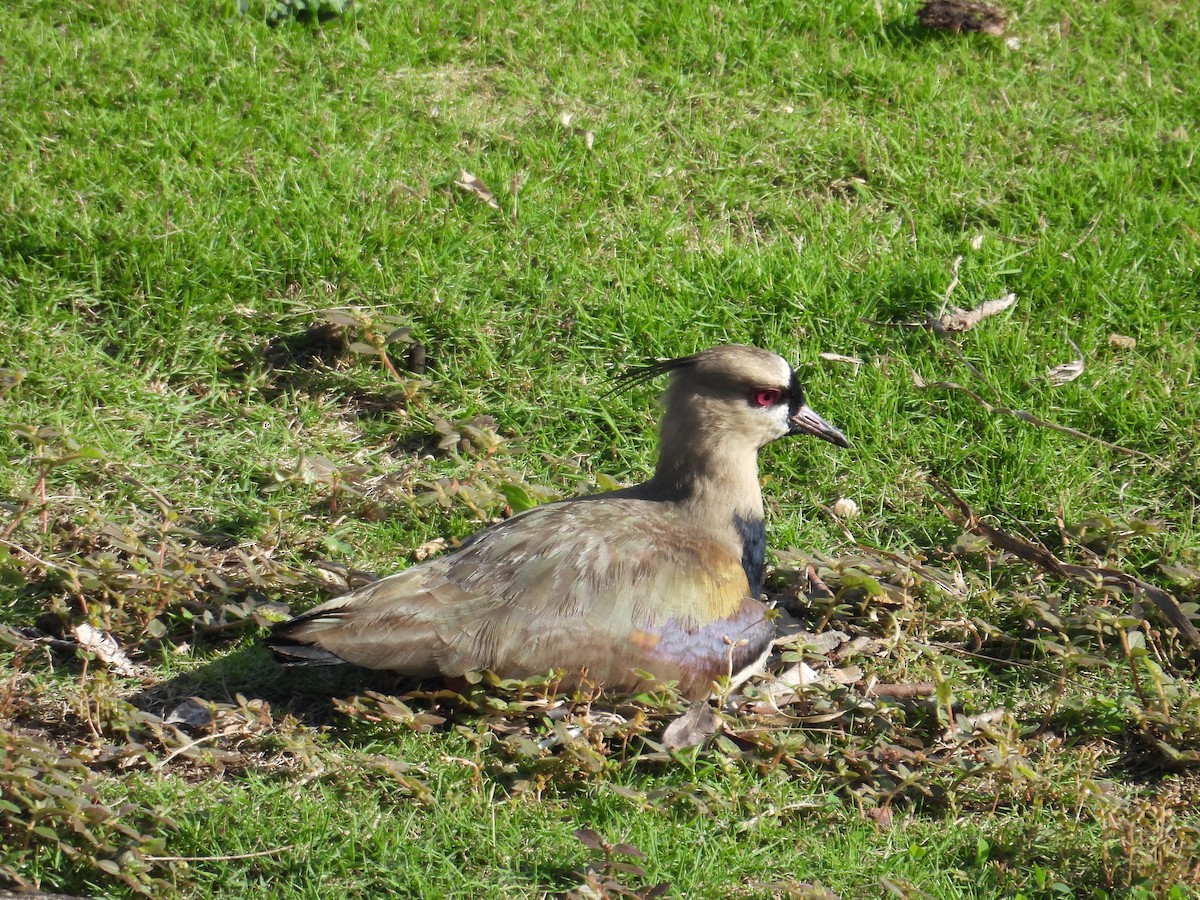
<box><xmin>2</xmin><ymin>0</ymin><xmax>1199</xmax><ymax>896</ymax></box>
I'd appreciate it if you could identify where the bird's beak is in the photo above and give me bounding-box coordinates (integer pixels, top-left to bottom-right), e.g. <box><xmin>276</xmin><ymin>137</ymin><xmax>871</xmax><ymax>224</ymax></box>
<box><xmin>789</xmin><ymin>404</ymin><xmax>849</xmax><ymax>447</ymax></box>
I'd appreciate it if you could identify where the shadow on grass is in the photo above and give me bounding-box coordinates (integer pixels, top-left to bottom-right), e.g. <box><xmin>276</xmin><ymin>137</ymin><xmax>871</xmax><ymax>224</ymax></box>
<box><xmin>129</xmin><ymin>643</ymin><xmax>424</xmax><ymax>733</ymax></box>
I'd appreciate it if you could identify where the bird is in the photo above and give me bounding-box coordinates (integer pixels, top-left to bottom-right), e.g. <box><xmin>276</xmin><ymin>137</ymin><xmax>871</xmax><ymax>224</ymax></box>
<box><xmin>266</xmin><ymin>345</ymin><xmax>848</xmax><ymax>699</ymax></box>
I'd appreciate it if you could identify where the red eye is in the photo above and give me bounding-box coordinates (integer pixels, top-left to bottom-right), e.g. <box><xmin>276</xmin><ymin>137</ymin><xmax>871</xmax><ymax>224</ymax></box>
<box><xmin>751</xmin><ymin>388</ymin><xmax>782</xmax><ymax>408</ymax></box>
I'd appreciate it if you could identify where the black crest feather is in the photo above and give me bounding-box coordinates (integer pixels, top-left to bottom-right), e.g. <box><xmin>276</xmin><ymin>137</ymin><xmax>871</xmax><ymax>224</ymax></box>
<box><xmin>609</xmin><ymin>352</ymin><xmax>702</xmax><ymax>394</ymax></box>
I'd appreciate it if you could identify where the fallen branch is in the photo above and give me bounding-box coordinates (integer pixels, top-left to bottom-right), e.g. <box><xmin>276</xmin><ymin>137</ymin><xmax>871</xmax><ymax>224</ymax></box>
<box><xmin>928</xmin><ymin>476</ymin><xmax>1200</xmax><ymax>649</ymax></box>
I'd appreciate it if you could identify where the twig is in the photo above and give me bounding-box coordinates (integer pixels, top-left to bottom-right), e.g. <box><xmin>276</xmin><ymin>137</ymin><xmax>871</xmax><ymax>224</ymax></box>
<box><xmin>1070</xmin><ymin>213</ymin><xmax>1102</xmax><ymax>253</ymax></box>
<box><xmin>816</xmin><ymin>503</ymin><xmax>857</xmax><ymax>544</ymax></box>
<box><xmin>915</xmin><ymin>377</ymin><xmax>1162</xmax><ymax>464</ymax></box>
<box><xmin>927</xmin><ymin>476</ymin><xmax>1200</xmax><ymax>649</ymax></box>
<box><xmin>152</xmin><ymin>732</ymin><xmax>227</xmax><ymax>770</ymax></box>
<box><xmin>144</xmin><ymin>844</ymin><xmax>297</xmax><ymax>863</ymax></box>
<box><xmin>937</xmin><ymin>255</ymin><xmax>963</xmax><ymax>319</ymax></box>
<box><xmin>857</xmin><ymin>681</ymin><xmax>937</xmax><ymax>700</ymax></box>
<box><xmin>0</xmin><ymin>537</ymin><xmax>67</xmax><ymax>572</ymax></box>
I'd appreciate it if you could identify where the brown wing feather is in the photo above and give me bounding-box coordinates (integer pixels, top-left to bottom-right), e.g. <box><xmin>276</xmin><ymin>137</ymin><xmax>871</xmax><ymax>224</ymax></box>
<box><xmin>269</xmin><ymin>500</ymin><xmax>774</xmax><ymax>697</ymax></box>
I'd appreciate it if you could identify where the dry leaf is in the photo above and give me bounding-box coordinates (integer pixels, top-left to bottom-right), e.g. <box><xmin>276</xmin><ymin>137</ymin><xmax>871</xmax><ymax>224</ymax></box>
<box><xmin>772</xmin><ymin>625</ymin><xmax>850</xmax><ymax>655</ymax></box>
<box><xmin>1046</xmin><ymin>335</ymin><xmax>1085</xmax><ymax>385</ymax></box>
<box><xmin>1046</xmin><ymin>359</ymin><xmax>1084</xmax><ymax>384</ymax></box>
<box><xmin>744</xmin><ymin>663</ymin><xmax>819</xmax><ymax>709</ymax></box>
<box><xmin>661</xmin><ymin>702</ymin><xmax>722</xmax><ymax>750</ymax></box>
<box><xmin>859</xmin><ymin>681</ymin><xmax>937</xmax><ymax>700</ymax></box>
<box><xmin>1046</xmin><ymin>361</ymin><xmax>1084</xmax><ymax>384</ymax></box>
<box><xmin>313</xmin><ymin>565</ymin><xmax>349</xmax><ymax>588</ymax></box>
<box><xmin>1108</xmin><ymin>333</ymin><xmax>1137</xmax><ymax>351</ymax></box>
<box><xmin>937</xmin><ymin>292</ymin><xmax>1016</xmax><ymax>332</ymax></box>
<box><xmin>826</xmin><ymin>665</ymin><xmax>864</xmax><ymax>685</ymax></box>
<box><xmin>453</xmin><ymin>170</ymin><xmax>499</xmax><ymax>209</ymax></box>
<box><xmin>71</xmin><ymin>623</ymin><xmax>144</xmax><ymax>677</ymax></box>
<box><xmin>865</xmin><ymin>806</ymin><xmax>894</xmax><ymax>828</ymax></box>
<box><xmin>412</xmin><ymin>537</ymin><xmax>449</xmax><ymax>561</ymax></box>
<box><xmin>165</xmin><ymin>698</ymin><xmax>216</xmax><ymax>728</ymax></box>
<box><xmin>776</xmin><ymin>662</ymin><xmax>822</xmax><ymax>687</ymax></box>
<box><xmin>832</xmin><ymin>635</ymin><xmax>887</xmax><ymax>663</ymax></box>
<box><xmin>573</xmin><ymin>828</ymin><xmax>605</xmax><ymax>850</ymax></box>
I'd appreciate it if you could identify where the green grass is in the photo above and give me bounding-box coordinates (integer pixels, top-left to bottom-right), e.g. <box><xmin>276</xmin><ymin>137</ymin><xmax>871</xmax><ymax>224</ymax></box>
<box><xmin>2</xmin><ymin>0</ymin><xmax>1200</xmax><ymax>896</ymax></box>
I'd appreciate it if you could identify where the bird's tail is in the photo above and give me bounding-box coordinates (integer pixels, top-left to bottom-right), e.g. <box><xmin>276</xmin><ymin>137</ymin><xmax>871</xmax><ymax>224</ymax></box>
<box><xmin>265</xmin><ymin>615</ymin><xmax>350</xmax><ymax>666</ymax></box>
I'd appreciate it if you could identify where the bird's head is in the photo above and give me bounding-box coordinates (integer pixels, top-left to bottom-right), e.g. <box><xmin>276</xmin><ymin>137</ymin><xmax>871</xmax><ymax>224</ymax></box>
<box><xmin>620</xmin><ymin>344</ymin><xmax>849</xmax><ymax>452</ymax></box>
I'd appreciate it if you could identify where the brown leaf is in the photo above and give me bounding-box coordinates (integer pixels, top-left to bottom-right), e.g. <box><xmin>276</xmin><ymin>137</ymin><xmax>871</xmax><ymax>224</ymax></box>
<box><xmin>865</xmin><ymin>805</ymin><xmax>894</xmax><ymax>827</ymax></box>
<box><xmin>609</xmin><ymin>843</ymin><xmax>646</xmax><ymax>860</ymax></box>
<box><xmin>660</xmin><ymin>702</ymin><xmax>721</xmax><ymax>750</ymax></box>
<box><xmin>1046</xmin><ymin>358</ymin><xmax>1084</xmax><ymax>385</ymax></box>
<box><xmin>165</xmin><ymin>698</ymin><xmax>216</xmax><ymax>728</ymax></box>
<box><xmin>858</xmin><ymin>682</ymin><xmax>937</xmax><ymax>700</ymax></box>
<box><xmin>936</xmin><ymin>293</ymin><xmax>1016</xmax><ymax>332</ymax></box>
<box><xmin>826</xmin><ymin>665</ymin><xmax>864</xmax><ymax>685</ymax></box>
<box><xmin>573</xmin><ymin>828</ymin><xmax>606</xmax><ymax>850</ymax></box>
<box><xmin>412</xmin><ymin>537</ymin><xmax>449</xmax><ymax>561</ymax></box>
<box><xmin>453</xmin><ymin>169</ymin><xmax>499</xmax><ymax>209</ymax></box>
<box><xmin>608</xmin><ymin>860</ymin><xmax>648</xmax><ymax>879</ymax></box>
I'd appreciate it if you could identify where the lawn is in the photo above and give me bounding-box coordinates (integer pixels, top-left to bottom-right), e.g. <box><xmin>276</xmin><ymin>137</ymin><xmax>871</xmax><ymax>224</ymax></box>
<box><xmin>2</xmin><ymin>0</ymin><xmax>1199</xmax><ymax>896</ymax></box>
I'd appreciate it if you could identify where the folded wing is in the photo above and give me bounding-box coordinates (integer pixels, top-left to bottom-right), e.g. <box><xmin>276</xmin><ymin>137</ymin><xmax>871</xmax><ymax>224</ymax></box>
<box><xmin>268</xmin><ymin>500</ymin><xmax>774</xmax><ymax>698</ymax></box>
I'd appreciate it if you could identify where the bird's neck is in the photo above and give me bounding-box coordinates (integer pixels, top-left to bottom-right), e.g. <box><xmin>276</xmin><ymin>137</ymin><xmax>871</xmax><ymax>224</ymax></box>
<box><xmin>644</xmin><ymin>394</ymin><xmax>766</xmax><ymax>515</ymax></box>
<box><xmin>646</xmin><ymin>433</ymin><xmax>765</xmax><ymax>516</ymax></box>
<box><xmin>640</xmin><ymin>411</ymin><xmax>769</xmax><ymax>594</ymax></box>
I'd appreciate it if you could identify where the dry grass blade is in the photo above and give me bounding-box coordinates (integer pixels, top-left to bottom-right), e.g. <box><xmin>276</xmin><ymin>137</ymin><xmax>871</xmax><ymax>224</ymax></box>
<box><xmin>858</xmin><ymin>682</ymin><xmax>936</xmax><ymax>700</ymax></box>
<box><xmin>928</xmin><ymin>476</ymin><xmax>1200</xmax><ymax>649</ymax></box>
<box><xmin>142</xmin><ymin>845</ymin><xmax>296</xmax><ymax>863</ymax></box>
<box><xmin>818</xmin><ymin>352</ymin><xmax>864</xmax><ymax>368</ymax></box>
